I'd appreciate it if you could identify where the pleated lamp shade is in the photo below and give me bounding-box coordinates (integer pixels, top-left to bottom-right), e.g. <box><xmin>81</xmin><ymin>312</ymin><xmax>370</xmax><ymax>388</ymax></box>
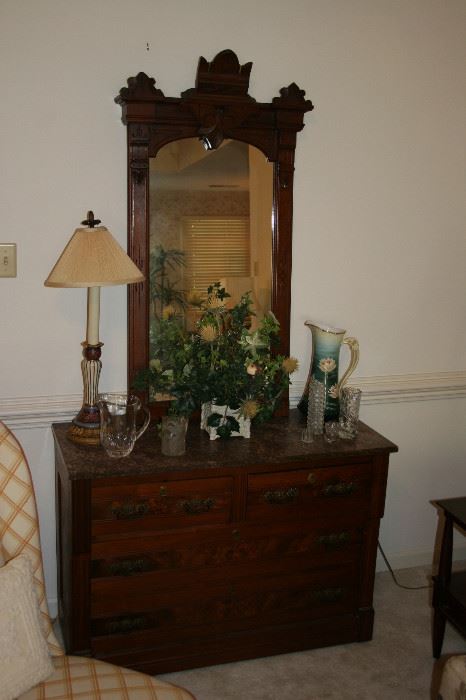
<box><xmin>44</xmin><ymin>224</ymin><xmax>144</xmax><ymax>288</ymax></box>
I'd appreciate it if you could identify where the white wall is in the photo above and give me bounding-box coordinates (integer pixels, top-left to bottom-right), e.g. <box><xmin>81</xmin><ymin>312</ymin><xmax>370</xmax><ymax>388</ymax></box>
<box><xmin>1</xmin><ymin>0</ymin><xmax>465</xmax><ymax>612</ymax></box>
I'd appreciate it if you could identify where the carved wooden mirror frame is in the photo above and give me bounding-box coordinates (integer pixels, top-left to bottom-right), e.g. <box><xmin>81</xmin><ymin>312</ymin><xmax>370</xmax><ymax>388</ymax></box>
<box><xmin>116</xmin><ymin>49</ymin><xmax>313</xmax><ymax>412</ymax></box>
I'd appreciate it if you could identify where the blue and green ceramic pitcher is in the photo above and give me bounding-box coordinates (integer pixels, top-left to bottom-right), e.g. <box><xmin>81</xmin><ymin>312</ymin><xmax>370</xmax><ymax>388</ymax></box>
<box><xmin>298</xmin><ymin>321</ymin><xmax>359</xmax><ymax>421</ymax></box>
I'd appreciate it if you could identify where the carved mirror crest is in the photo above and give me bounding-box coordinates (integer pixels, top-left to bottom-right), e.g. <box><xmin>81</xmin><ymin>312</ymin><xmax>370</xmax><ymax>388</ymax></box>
<box><xmin>116</xmin><ymin>49</ymin><xmax>313</xmax><ymax>414</ymax></box>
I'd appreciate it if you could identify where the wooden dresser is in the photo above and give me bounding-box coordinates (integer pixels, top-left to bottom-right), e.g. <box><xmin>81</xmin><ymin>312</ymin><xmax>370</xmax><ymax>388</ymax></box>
<box><xmin>53</xmin><ymin>411</ymin><xmax>397</xmax><ymax>674</ymax></box>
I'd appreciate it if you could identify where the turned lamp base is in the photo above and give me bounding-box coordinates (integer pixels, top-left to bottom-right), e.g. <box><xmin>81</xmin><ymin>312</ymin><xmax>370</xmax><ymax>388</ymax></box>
<box><xmin>67</xmin><ymin>412</ymin><xmax>101</xmax><ymax>446</ymax></box>
<box><xmin>66</xmin><ymin>342</ymin><xmax>103</xmax><ymax>447</ymax></box>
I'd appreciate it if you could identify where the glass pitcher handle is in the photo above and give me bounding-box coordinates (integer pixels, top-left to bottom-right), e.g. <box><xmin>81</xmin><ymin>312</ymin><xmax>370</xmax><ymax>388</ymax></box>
<box><xmin>338</xmin><ymin>337</ymin><xmax>359</xmax><ymax>394</ymax></box>
<box><xmin>136</xmin><ymin>406</ymin><xmax>151</xmax><ymax>440</ymax></box>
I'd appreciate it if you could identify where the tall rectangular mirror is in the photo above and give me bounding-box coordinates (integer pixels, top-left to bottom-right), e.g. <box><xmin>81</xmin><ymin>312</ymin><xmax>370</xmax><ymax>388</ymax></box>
<box><xmin>115</xmin><ymin>49</ymin><xmax>313</xmax><ymax>414</ymax></box>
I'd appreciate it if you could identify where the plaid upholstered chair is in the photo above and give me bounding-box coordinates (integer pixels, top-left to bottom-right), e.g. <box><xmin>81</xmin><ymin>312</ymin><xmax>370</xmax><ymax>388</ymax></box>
<box><xmin>0</xmin><ymin>420</ymin><xmax>195</xmax><ymax>700</ymax></box>
<box><xmin>438</xmin><ymin>656</ymin><xmax>466</xmax><ymax>699</ymax></box>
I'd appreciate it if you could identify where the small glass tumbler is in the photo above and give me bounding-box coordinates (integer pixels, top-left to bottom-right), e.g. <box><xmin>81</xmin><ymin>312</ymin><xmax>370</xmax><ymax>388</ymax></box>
<box><xmin>324</xmin><ymin>420</ymin><xmax>340</xmax><ymax>443</ymax></box>
<box><xmin>161</xmin><ymin>415</ymin><xmax>188</xmax><ymax>456</ymax></box>
<box><xmin>301</xmin><ymin>425</ymin><xmax>314</xmax><ymax>443</ymax></box>
<box><xmin>339</xmin><ymin>386</ymin><xmax>362</xmax><ymax>439</ymax></box>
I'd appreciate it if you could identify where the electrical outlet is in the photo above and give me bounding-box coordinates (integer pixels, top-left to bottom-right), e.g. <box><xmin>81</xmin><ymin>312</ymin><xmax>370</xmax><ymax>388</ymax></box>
<box><xmin>0</xmin><ymin>244</ymin><xmax>17</xmax><ymax>277</ymax></box>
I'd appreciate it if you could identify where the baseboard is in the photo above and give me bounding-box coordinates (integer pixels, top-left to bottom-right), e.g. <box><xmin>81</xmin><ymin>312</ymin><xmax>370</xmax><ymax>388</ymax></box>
<box><xmin>48</xmin><ymin>598</ymin><xmax>58</xmax><ymax>619</ymax></box>
<box><xmin>375</xmin><ymin>544</ymin><xmax>466</xmax><ymax>573</ymax></box>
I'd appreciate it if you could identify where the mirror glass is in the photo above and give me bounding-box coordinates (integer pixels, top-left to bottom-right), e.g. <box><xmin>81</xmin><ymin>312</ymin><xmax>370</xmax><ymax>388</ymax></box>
<box><xmin>149</xmin><ymin>138</ymin><xmax>273</xmax><ymax>359</ymax></box>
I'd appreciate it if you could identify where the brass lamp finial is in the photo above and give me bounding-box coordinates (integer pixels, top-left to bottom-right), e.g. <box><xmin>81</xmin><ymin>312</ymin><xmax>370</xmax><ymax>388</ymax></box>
<box><xmin>81</xmin><ymin>211</ymin><xmax>101</xmax><ymax>228</ymax></box>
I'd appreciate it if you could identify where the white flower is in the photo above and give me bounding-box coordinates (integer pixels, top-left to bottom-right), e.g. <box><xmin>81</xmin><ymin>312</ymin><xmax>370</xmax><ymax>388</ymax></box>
<box><xmin>240</xmin><ymin>330</ymin><xmax>267</xmax><ymax>353</ymax></box>
<box><xmin>319</xmin><ymin>357</ymin><xmax>336</xmax><ymax>374</ymax></box>
<box><xmin>246</xmin><ymin>363</ymin><xmax>258</xmax><ymax>376</ymax></box>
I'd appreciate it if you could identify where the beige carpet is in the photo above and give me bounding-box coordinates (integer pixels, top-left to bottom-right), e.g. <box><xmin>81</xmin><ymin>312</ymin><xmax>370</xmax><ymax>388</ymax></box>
<box><xmin>161</xmin><ymin>565</ymin><xmax>466</xmax><ymax>700</ymax></box>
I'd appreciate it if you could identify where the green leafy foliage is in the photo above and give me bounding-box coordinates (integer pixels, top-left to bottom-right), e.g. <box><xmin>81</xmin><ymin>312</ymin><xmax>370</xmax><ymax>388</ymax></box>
<box><xmin>149</xmin><ymin>245</ymin><xmax>186</xmax><ymax>320</ymax></box>
<box><xmin>134</xmin><ymin>282</ymin><xmax>298</xmax><ymax>429</ymax></box>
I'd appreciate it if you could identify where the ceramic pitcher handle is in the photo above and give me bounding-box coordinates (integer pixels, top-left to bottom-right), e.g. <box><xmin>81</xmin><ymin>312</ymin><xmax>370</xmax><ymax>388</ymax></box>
<box><xmin>136</xmin><ymin>405</ymin><xmax>150</xmax><ymax>441</ymax></box>
<box><xmin>338</xmin><ymin>337</ymin><xmax>359</xmax><ymax>394</ymax></box>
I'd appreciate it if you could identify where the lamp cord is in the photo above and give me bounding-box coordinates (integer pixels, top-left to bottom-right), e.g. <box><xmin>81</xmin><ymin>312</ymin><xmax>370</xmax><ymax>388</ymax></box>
<box><xmin>377</xmin><ymin>540</ymin><xmax>432</xmax><ymax>590</ymax></box>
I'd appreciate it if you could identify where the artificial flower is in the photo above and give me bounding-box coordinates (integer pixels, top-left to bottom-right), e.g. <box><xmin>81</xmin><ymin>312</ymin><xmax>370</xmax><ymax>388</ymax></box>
<box><xmin>328</xmin><ymin>384</ymin><xmax>339</xmax><ymax>398</ymax></box>
<box><xmin>239</xmin><ymin>399</ymin><xmax>260</xmax><ymax>419</ymax></box>
<box><xmin>319</xmin><ymin>357</ymin><xmax>336</xmax><ymax>373</ymax></box>
<box><xmin>282</xmin><ymin>356</ymin><xmax>299</xmax><ymax>374</ymax></box>
<box><xmin>199</xmin><ymin>323</ymin><xmax>219</xmax><ymax>342</ymax></box>
<box><xmin>162</xmin><ymin>304</ymin><xmax>176</xmax><ymax>319</ymax></box>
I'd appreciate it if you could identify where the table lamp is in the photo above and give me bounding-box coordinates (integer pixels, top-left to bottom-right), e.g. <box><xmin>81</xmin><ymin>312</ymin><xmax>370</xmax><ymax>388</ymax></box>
<box><xmin>44</xmin><ymin>211</ymin><xmax>144</xmax><ymax>445</ymax></box>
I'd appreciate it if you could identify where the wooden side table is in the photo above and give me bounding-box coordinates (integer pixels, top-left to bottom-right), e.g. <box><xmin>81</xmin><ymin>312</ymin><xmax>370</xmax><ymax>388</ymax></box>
<box><xmin>432</xmin><ymin>497</ymin><xmax>466</xmax><ymax>657</ymax></box>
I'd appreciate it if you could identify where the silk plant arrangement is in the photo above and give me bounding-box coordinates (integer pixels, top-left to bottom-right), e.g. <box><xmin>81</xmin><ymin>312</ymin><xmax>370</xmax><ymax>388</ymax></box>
<box><xmin>133</xmin><ymin>283</ymin><xmax>298</xmax><ymax>436</ymax></box>
<box><xmin>193</xmin><ymin>283</ymin><xmax>297</xmax><ymax>437</ymax></box>
<box><xmin>133</xmin><ymin>316</ymin><xmax>203</xmax><ymax>417</ymax></box>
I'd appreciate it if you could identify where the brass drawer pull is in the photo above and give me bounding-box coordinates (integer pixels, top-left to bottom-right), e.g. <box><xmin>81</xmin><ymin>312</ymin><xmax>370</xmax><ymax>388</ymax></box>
<box><xmin>111</xmin><ymin>501</ymin><xmax>150</xmax><ymax>520</ymax></box>
<box><xmin>317</xmin><ymin>532</ymin><xmax>350</xmax><ymax>550</ymax></box>
<box><xmin>322</xmin><ymin>481</ymin><xmax>356</xmax><ymax>497</ymax></box>
<box><xmin>263</xmin><ymin>487</ymin><xmax>299</xmax><ymax>505</ymax></box>
<box><xmin>307</xmin><ymin>473</ymin><xmax>316</xmax><ymax>485</ymax></box>
<box><xmin>312</xmin><ymin>587</ymin><xmax>344</xmax><ymax>603</ymax></box>
<box><xmin>109</xmin><ymin>558</ymin><xmax>151</xmax><ymax>577</ymax></box>
<box><xmin>182</xmin><ymin>497</ymin><xmax>215</xmax><ymax>515</ymax></box>
<box><xmin>106</xmin><ymin>615</ymin><xmax>148</xmax><ymax>635</ymax></box>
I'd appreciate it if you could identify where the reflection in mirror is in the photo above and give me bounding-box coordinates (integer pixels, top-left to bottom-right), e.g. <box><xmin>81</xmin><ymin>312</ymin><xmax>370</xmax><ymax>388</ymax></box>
<box><xmin>149</xmin><ymin>138</ymin><xmax>273</xmax><ymax>359</ymax></box>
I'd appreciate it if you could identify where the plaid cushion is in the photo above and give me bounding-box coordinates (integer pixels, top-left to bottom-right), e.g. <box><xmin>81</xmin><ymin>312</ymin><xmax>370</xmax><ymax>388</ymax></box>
<box><xmin>0</xmin><ymin>421</ymin><xmax>63</xmax><ymax>656</ymax></box>
<box><xmin>18</xmin><ymin>655</ymin><xmax>196</xmax><ymax>700</ymax></box>
<box><xmin>439</xmin><ymin>655</ymin><xmax>466</xmax><ymax>700</ymax></box>
<box><xmin>0</xmin><ymin>421</ymin><xmax>196</xmax><ymax>700</ymax></box>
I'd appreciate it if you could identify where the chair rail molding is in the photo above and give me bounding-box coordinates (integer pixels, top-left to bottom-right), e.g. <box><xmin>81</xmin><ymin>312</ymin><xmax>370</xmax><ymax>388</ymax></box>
<box><xmin>1</xmin><ymin>371</ymin><xmax>465</xmax><ymax>430</ymax></box>
<box><xmin>290</xmin><ymin>370</ymin><xmax>466</xmax><ymax>407</ymax></box>
<box><xmin>0</xmin><ymin>394</ymin><xmax>83</xmax><ymax>430</ymax></box>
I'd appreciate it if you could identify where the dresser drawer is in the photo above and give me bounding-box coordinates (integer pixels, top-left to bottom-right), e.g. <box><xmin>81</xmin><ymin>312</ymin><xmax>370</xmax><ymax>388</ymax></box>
<box><xmin>247</xmin><ymin>462</ymin><xmax>373</xmax><ymax>523</ymax></box>
<box><xmin>91</xmin><ymin>519</ymin><xmax>363</xmax><ymax>580</ymax></box>
<box><xmin>90</xmin><ymin>563</ymin><xmax>358</xmax><ymax>653</ymax></box>
<box><xmin>91</xmin><ymin>476</ymin><xmax>233</xmax><ymax>537</ymax></box>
